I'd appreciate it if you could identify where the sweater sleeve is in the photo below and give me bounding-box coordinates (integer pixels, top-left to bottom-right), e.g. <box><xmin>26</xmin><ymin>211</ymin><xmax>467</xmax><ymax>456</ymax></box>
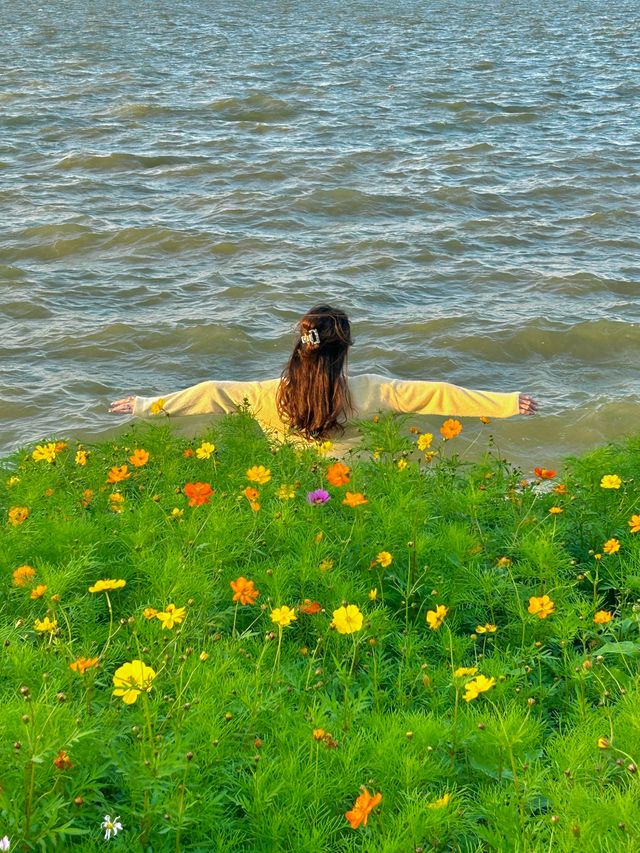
<box><xmin>375</xmin><ymin>377</ymin><xmax>520</xmax><ymax>419</ymax></box>
<box><xmin>132</xmin><ymin>379</ymin><xmax>273</xmax><ymax>419</ymax></box>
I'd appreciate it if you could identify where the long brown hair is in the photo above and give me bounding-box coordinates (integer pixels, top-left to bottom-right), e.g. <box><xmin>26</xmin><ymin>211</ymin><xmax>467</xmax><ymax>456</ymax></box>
<box><xmin>276</xmin><ymin>305</ymin><xmax>353</xmax><ymax>440</ymax></box>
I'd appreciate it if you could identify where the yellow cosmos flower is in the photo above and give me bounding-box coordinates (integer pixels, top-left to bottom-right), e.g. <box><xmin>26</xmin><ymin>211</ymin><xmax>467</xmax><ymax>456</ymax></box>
<box><xmin>88</xmin><ymin>579</ymin><xmax>126</xmax><ymax>593</ymax></box>
<box><xmin>593</xmin><ymin>610</ymin><xmax>614</xmax><ymax>625</ymax></box>
<box><xmin>600</xmin><ymin>474</ymin><xmax>621</xmax><ymax>489</ymax></box>
<box><xmin>276</xmin><ymin>484</ymin><xmax>296</xmax><ymax>500</ymax></box>
<box><xmin>195</xmin><ymin>442</ymin><xmax>215</xmax><ymax>460</ymax></box>
<box><xmin>149</xmin><ymin>398</ymin><xmax>166</xmax><ymax>415</ymax></box>
<box><xmin>375</xmin><ymin>551</ymin><xmax>393</xmax><ymax>568</ymax></box>
<box><xmin>597</xmin><ymin>737</ymin><xmax>610</xmax><ymax>749</ymax></box>
<box><xmin>332</xmin><ymin>604</ymin><xmax>363</xmax><ymax>634</ymax></box>
<box><xmin>426</xmin><ymin>604</ymin><xmax>448</xmax><ymax>630</ymax></box>
<box><xmin>417</xmin><ymin>433</ymin><xmax>433</xmax><ymax>451</ymax></box>
<box><xmin>627</xmin><ymin>514</ymin><xmax>640</xmax><ymax>534</ymax></box>
<box><xmin>368</xmin><ymin>588</ymin><xmax>378</xmax><ymax>601</ymax></box>
<box><xmin>32</xmin><ymin>442</ymin><xmax>57</xmax><ymax>463</ymax></box>
<box><xmin>8</xmin><ymin>506</ymin><xmax>29</xmax><ymax>526</ymax></box>
<box><xmin>548</xmin><ymin>506</ymin><xmax>563</xmax><ymax>515</ymax></box>
<box><xmin>34</xmin><ymin>616</ymin><xmax>58</xmax><ymax>634</ymax></box>
<box><xmin>454</xmin><ymin>666</ymin><xmax>478</xmax><ymax>678</ymax></box>
<box><xmin>171</xmin><ymin>507</ymin><xmax>184</xmax><ymax>517</ymax></box>
<box><xmin>143</xmin><ymin>607</ymin><xmax>158</xmax><ymax>620</ymax></box>
<box><xmin>475</xmin><ymin>623</ymin><xmax>497</xmax><ymax>634</ymax></box>
<box><xmin>603</xmin><ymin>538</ymin><xmax>620</xmax><ymax>555</ymax></box>
<box><xmin>270</xmin><ymin>606</ymin><xmax>297</xmax><ymax>627</ymax></box>
<box><xmin>463</xmin><ymin>674</ymin><xmax>496</xmax><ymax>702</ymax></box>
<box><xmin>397</xmin><ymin>458</ymin><xmax>408</xmax><ymax>470</ymax></box>
<box><xmin>75</xmin><ymin>449</ymin><xmax>89</xmax><ymax>466</ymax></box>
<box><xmin>317</xmin><ymin>440</ymin><xmax>333</xmax><ymax>456</ymax></box>
<box><xmin>156</xmin><ymin>603</ymin><xmax>187</xmax><ymax>630</ymax></box>
<box><xmin>246</xmin><ymin>465</ymin><xmax>271</xmax><ymax>484</ymax></box>
<box><xmin>528</xmin><ymin>594</ymin><xmax>555</xmax><ymax>618</ymax></box>
<box><xmin>427</xmin><ymin>793</ymin><xmax>451</xmax><ymax>809</ymax></box>
<box><xmin>319</xmin><ymin>559</ymin><xmax>334</xmax><ymax>572</ymax></box>
<box><xmin>112</xmin><ymin>660</ymin><xmax>156</xmax><ymax>705</ymax></box>
<box><xmin>7</xmin><ymin>475</ymin><xmax>21</xmax><ymax>486</ymax></box>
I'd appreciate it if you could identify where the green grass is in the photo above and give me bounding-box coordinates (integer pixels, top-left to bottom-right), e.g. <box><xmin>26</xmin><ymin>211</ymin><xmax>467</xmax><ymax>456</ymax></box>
<box><xmin>1</xmin><ymin>411</ymin><xmax>639</xmax><ymax>852</ymax></box>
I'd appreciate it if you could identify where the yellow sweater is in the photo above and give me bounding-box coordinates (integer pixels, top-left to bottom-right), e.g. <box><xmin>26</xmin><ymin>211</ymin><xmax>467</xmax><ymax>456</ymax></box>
<box><xmin>133</xmin><ymin>374</ymin><xmax>520</xmax><ymax>453</ymax></box>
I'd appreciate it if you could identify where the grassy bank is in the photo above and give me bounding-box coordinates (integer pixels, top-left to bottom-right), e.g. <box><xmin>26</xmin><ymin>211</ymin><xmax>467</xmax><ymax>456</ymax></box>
<box><xmin>1</xmin><ymin>412</ymin><xmax>639</xmax><ymax>852</ymax></box>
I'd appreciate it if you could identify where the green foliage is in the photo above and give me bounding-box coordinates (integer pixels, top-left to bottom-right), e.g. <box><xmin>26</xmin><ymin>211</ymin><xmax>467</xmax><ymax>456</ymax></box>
<box><xmin>0</xmin><ymin>413</ymin><xmax>639</xmax><ymax>851</ymax></box>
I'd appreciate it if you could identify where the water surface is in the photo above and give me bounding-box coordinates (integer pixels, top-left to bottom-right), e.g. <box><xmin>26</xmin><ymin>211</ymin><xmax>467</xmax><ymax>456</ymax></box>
<box><xmin>2</xmin><ymin>0</ymin><xmax>640</xmax><ymax>466</ymax></box>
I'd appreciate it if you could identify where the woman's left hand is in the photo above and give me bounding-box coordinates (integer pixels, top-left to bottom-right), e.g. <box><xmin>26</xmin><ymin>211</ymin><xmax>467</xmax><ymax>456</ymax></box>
<box><xmin>518</xmin><ymin>393</ymin><xmax>538</xmax><ymax>415</ymax></box>
<box><xmin>109</xmin><ymin>396</ymin><xmax>135</xmax><ymax>414</ymax></box>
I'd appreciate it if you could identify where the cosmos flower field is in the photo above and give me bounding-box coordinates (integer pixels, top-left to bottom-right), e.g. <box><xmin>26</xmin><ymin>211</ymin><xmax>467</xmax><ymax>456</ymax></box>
<box><xmin>1</xmin><ymin>411</ymin><xmax>639</xmax><ymax>851</ymax></box>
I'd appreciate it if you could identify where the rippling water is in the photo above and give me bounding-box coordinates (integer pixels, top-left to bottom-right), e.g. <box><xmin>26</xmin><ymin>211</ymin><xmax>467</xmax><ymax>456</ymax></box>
<box><xmin>2</xmin><ymin>0</ymin><xmax>640</xmax><ymax>465</ymax></box>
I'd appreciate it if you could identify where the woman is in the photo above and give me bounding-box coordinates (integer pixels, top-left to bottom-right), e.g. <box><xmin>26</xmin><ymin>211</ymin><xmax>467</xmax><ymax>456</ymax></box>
<box><xmin>110</xmin><ymin>305</ymin><xmax>537</xmax><ymax>450</ymax></box>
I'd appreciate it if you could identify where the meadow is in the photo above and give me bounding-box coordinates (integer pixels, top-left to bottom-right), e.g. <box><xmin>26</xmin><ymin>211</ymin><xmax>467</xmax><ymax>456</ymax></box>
<box><xmin>1</xmin><ymin>410</ymin><xmax>639</xmax><ymax>852</ymax></box>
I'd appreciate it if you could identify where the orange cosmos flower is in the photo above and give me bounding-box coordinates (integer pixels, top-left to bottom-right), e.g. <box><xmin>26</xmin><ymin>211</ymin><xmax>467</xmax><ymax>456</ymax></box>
<box><xmin>440</xmin><ymin>419</ymin><xmax>462</xmax><ymax>440</ymax></box>
<box><xmin>129</xmin><ymin>449</ymin><xmax>149</xmax><ymax>468</ymax></box>
<box><xmin>8</xmin><ymin>506</ymin><xmax>29</xmax><ymax>526</ymax></box>
<box><xmin>326</xmin><ymin>462</ymin><xmax>351</xmax><ymax>487</ymax></box>
<box><xmin>53</xmin><ymin>750</ymin><xmax>73</xmax><ymax>771</ymax></box>
<box><xmin>628</xmin><ymin>514</ymin><xmax>640</xmax><ymax>534</ymax></box>
<box><xmin>534</xmin><ymin>467</ymin><xmax>556</xmax><ymax>479</ymax></box>
<box><xmin>345</xmin><ymin>788</ymin><xmax>382</xmax><ymax>829</ymax></box>
<box><xmin>12</xmin><ymin>564</ymin><xmax>36</xmax><ymax>587</ymax></box>
<box><xmin>528</xmin><ymin>595</ymin><xmax>555</xmax><ymax>619</ymax></box>
<box><xmin>143</xmin><ymin>607</ymin><xmax>158</xmax><ymax>620</ymax></box>
<box><xmin>243</xmin><ymin>486</ymin><xmax>259</xmax><ymax>502</ymax></box>
<box><xmin>183</xmin><ymin>448</ymin><xmax>194</xmax><ymax>458</ymax></box>
<box><xmin>548</xmin><ymin>506</ymin><xmax>563</xmax><ymax>515</ymax></box>
<box><xmin>342</xmin><ymin>492</ymin><xmax>368</xmax><ymax>507</ymax></box>
<box><xmin>81</xmin><ymin>489</ymin><xmax>94</xmax><ymax>507</ymax></box>
<box><xmin>603</xmin><ymin>538</ymin><xmax>620</xmax><ymax>555</ymax></box>
<box><xmin>553</xmin><ymin>483</ymin><xmax>567</xmax><ymax>495</ymax></box>
<box><xmin>184</xmin><ymin>482</ymin><xmax>214</xmax><ymax>507</ymax></box>
<box><xmin>300</xmin><ymin>599</ymin><xmax>322</xmax><ymax>615</ymax></box>
<box><xmin>230</xmin><ymin>577</ymin><xmax>260</xmax><ymax>606</ymax></box>
<box><xmin>30</xmin><ymin>584</ymin><xmax>47</xmax><ymax>599</ymax></box>
<box><xmin>594</xmin><ymin>611</ymin><xmax>614</xmax><ymax>625</ymax></box>
<box><xmin>107</xmin><ymin>465</ymin><xmax>130</xmax><ymax>484</ymax></box>
<box><xmin>69</xmin><ymin>657</ymin><xmax>99</xmax><ymax>675</ymax></box>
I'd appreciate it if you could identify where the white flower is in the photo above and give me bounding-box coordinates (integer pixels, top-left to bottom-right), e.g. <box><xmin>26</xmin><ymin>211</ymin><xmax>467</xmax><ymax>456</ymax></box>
<box><xmin>101</xmin><ymin>815</ymin><xmax>123</xmax><ymax>841</ymax></box>
<box><xmin>0</xmin><ymin>836</ymin><xmax>9</xmax><ymax>852</ymax></box>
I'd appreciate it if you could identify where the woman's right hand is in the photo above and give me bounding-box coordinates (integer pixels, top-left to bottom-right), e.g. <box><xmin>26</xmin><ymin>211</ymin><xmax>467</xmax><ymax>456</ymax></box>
<box><xmin>109</xmin><ymin>396</ymin><xmax>135</xmax><ymax>414</ymax></box>
<box><xmin>518</xmin><ymin>394</ymin><xmax>538</xmax><ymax>415</ymax></box>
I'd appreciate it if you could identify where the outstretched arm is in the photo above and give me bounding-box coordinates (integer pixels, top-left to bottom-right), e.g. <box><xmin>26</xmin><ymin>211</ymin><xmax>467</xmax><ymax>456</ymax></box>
<box><xmin>109</xmin><ymin>379</ymin><xmax>276</xmax><ymax>418</ymax></box>
<box><xmin>377</xmin><ymin>378</ymin><xmax>537</xmax><ymax>419</ymax></box>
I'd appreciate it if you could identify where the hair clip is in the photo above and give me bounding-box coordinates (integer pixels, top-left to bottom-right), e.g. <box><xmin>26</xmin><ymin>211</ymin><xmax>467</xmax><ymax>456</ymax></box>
<box><xmin>301</xmin><ymin>328</ymin><xmax>320</xmax><ymax>346</ymax></box>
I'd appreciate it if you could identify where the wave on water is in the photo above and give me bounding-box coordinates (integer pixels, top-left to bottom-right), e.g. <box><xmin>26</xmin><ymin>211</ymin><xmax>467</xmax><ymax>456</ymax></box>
<box><xmin>54</xmin><ymin>152</ymin><xmax>193</xmax><ymax>171</ymax></box>
<box><xmin>208</xmin><ymin>93</ymin><xmax>298</xmax><ymax>122</ymax></box>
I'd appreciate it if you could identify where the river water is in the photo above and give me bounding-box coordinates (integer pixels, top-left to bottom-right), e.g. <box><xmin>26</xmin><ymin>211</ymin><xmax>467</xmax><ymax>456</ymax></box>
<box><xmin>2</xmin><ymin>0</ymin><xmax>639</xmax><ymax>467</ymax></box>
